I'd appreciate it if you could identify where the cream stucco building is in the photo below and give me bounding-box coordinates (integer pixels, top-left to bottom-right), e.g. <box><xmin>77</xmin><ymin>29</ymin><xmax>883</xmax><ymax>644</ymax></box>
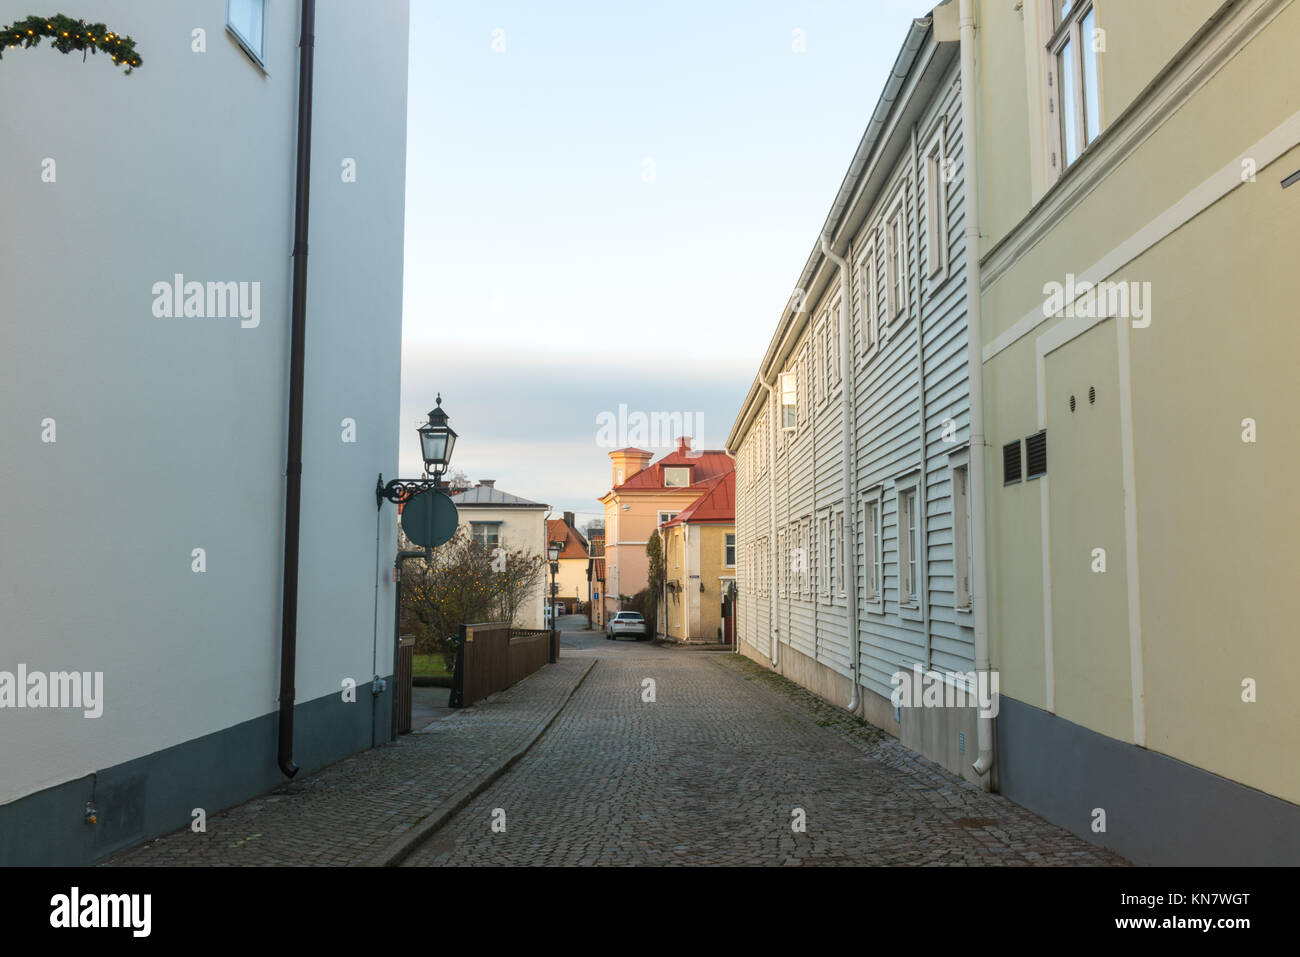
<box><xmin>452</xmin><ymin>481</ymin><xmax>550</xmax><ymax>630</ymax></box>
<box><xmin>970</xmin><ymin>0</ymin><xmax>1300</xmax><ymax>863</ymax></box>
<box><xmin>598</xmin><ymin>439</ymin><xmax>734</xmax><ymax>624</ymax></box>
<box><xmin>660</xmin><ymin>472</ymin><xmax>735</xmax><ymax>643</ymax></box>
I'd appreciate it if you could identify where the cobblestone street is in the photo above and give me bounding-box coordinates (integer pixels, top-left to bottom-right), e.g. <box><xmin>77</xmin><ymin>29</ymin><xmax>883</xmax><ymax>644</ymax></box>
<box><xmin>105</xmin><ymin>620</ymin><xmax>1123</xmax><ymax>867</ymax></box>
<box><xmin>402</xmin><ymin>628</ymin><xmax>1125</xmax><ymax>866</ymax></box>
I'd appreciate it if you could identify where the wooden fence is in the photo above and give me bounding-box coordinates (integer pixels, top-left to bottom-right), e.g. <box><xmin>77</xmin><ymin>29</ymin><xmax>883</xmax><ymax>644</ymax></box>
<box><xmin>451</xmin><ymin>623</ymin><xmax>551</xmax><ymax>708</ymax></box>
<box><xmin>395</xmin><ymin>635</ymin><xmax>415</xmax><ymax>734</ymax></box>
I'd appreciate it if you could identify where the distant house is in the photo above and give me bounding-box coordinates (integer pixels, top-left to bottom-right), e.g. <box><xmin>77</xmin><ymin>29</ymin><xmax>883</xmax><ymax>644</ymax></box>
<box><xmin>546</xmin><ymin>512</ymin><xmax>590</xmax><ymax>614</ymax></box>
<box><xmin>659</xmin><ymin>471</ymin><xmax>735</xmax><ymax>643</ymax></box>
<box><xmin>597</xmin><ymin>438</ymin><xmax>734</xmax><ymax>625</ymax></box>
<box><xmin>588</xmin><ymin>558</ymin><xmax>607</xmax><ymax>630</ymax></box>
<box><xmin>449</xmin><ymin>480</ymin><xmax>549</xmax><ymax>629</ymax></box>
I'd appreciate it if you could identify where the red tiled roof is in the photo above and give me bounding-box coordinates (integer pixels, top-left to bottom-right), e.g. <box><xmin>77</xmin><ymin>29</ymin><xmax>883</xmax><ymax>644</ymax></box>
<box><xmin>592</xmin><ymin>558</ymin><xmax>606</xmax><ymax>581</ymax></box>
<box><xmin>615</xmin><ymin>439</ymin><xmax>734</xmax><ymax>493</ymax></box>
<box><xmin>546</xmin><ymin>519</ymin><xmax>589</xmax><ymax>559</ymax></box>
<box><xmin>662</xmin><ymin>470</ymin><xmax>735</xmax><ymax>526</ymax></box>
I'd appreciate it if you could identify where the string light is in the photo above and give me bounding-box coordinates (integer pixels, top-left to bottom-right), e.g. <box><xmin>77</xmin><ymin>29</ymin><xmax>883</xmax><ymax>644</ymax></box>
<box><xmin>0</xmin><ymin>14</ymin><xmax>141</xmax><ymax>72</ymax></box>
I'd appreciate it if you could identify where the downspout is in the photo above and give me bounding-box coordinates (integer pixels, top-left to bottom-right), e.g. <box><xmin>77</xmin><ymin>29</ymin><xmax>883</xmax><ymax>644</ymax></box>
<box><xmin>277</xmin><ymin>0</ymin><xmax>316</xmax><ymax>779</ymax></box>
<box><xmin>759</xmin><ymin>379</ymin><xmax>780</xmax><ymax>668</ymax></box>
<box><xmin>392</xmin><ymin>547</ymin><xmax>430</xmax><ymax>740</ymax></box>
<box><xmin>959</xmin><ymin>0</ymin><xmax>994</xmax><ymax>778</ymax></box>
<box><xmin>909</xmin><ymin>122</ymin><xmax>931</xmax><ymax>669</ymax></box>
<box><xmin>819</xmin><ymin>234</ymin><xmax>860</xmax><ymax>715</ymax></box>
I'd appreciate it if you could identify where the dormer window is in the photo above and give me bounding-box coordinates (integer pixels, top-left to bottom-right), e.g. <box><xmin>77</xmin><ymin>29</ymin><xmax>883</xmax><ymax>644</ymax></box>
<box><xmin>663</xmin><ymin>467</ymin><xmax>691</xmax><ymax>487</ymax></box>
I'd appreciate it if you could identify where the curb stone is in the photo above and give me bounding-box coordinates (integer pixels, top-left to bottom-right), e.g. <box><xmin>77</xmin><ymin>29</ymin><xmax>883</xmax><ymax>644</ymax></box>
<box><xmin>357</xmin><ymin>658</ymin><xmax>597</xmax><ymax>867</ymax></box>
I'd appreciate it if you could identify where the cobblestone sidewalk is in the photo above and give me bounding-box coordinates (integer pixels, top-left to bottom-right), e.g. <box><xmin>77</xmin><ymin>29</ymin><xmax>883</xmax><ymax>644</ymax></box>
<box><xmin>105</xmin><ymin>658</ymin><xmax>592</xmax><ymax>866</ymax></box>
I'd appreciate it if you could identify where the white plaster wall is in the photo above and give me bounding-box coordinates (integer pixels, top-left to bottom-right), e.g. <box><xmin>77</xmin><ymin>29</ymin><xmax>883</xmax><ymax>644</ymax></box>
<box><xmin>0</xmin><ymin>0</ymin><xmax>409</xmax><ymax>804</ymax></box>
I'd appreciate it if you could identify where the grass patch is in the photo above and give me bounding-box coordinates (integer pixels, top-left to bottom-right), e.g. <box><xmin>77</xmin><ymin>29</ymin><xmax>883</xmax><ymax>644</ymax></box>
<box><xmin>413</xmin><ymin>654</ymin><xmax>452</xmax><ymax>679</ymax></box>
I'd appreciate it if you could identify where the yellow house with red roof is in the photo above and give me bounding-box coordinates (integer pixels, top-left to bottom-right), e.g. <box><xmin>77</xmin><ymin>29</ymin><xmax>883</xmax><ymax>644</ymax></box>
<box><xmin>660</xmin><ymin>471</ymin><xmax>735</xmax><ymax>643</ymax></box>
<box><xmin>598</xmin><ymin>438</ymin><xmax>733</xmax><ymax>624</ymax></box>
<box><xmin>546</xmin><ymin>513</ymin><xmax>590</xmax><ymax>614</ymax></box>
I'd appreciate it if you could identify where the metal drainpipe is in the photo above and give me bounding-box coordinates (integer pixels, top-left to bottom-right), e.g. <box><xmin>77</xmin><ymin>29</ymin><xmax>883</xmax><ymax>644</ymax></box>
<box><xmin>960</xmin><ymin>0</ymin><xmax>994</xmax><ymax>778</ymax></box>
<box><xmin>760</xmin><ymin>379</ymin><xmax>780</xmax><ymax>668</ymax></box>
<box><xmin>392</xmin><ymin>547</ymin><xmax>430</xmax><ymax>740</ymax></box>
<box><xmin>819</xmin><ymin>234</ymin><xmax>860</xmax><ymax>715</ymax></box>
<box><xmin>277</xmin><ymin>0</ymin><xmax>316</xmax><ymax>779</ymax></box>
<box><xmin>909</xmin><ymin>122</ymin><xmax>931</xmax><ymax>669</ymax></box>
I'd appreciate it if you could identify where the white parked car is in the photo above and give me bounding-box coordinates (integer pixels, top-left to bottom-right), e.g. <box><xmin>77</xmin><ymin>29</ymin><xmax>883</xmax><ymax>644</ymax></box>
<box><xmin>605</xmin><ymin>611</ymin><xmax>648</xmax><ymax>641</ymax></box>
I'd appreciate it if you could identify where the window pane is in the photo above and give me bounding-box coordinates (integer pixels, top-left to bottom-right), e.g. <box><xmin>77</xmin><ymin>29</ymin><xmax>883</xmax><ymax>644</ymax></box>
<box><xmin>927</xmin><ymin>154</ymin><xmax>941</xmax><ymax>274</ymax></box>
<box><xmin>228</xmin><ymin>0</ymin><xmax>265</xmax><ymax>59</ymax></box>
<box><xmin>1081</xmin><ymin>9</ymin><xmax>1101</xmax><ymax>143</ymax></box>
<box><xmin>1053</xmin><ymin>0</ymin><xmax>1074</xmax><ymax>28</ymax></box>
<box><xmin>859</xmin><ymin>256</ymin><xmax>873</xmax><ymax>349</ymax></box>
<box><xmin>1059</xmin><ymin>40</ymin><xmax>1080</xmax><ymax>166</ymax></box>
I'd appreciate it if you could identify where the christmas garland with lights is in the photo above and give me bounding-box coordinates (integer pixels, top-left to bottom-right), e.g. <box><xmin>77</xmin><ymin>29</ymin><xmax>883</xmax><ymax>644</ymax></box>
<box><xmin>0</xmin><ymin>14</ymin><xmax>141</xmax><ymax>73</ymax></box>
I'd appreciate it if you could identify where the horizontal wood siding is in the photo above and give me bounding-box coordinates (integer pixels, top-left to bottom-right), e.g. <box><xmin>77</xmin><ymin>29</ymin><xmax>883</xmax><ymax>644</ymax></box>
<box><xmin>733</xmin><ymin>52</ymin><xmax>976</xmax><ymax>701</ymax></box>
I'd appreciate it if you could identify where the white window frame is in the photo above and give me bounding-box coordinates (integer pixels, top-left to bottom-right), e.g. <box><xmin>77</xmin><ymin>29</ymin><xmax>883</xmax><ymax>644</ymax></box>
<box><xmin>862</xmin><ymin>491</ymin><xmax>883</xmax><ymax>605</ymax></box>
<box><xmin>897</xmin><ymin>482</ymin><xmax>920</xmax><ymax>608</ymax></box>
<box><xmin>658</xmin><ymin>510</ymin><xmax>678</xmax><ymax>526</ymax></box>
<box><xmin>923</xmin><ymin>117</ymin><xmax>950</xmax><ymax>283</ymax></box>
<box><xmin>857</xmin><ymin>239</ymin><xmax>878</xmax><ymax>359</ymax></box>
<box><xmin>885</xmin><ymin>191</ymin><xmax>909</xmax><ymax>323</ymax></box>
<box><xmin>663</xmin><ymin>467</ymin><xmax>690</xmax><ymax>488</ymax></box>
<box><xmin>814</xmin><ymin>309</ymin><xmax>832</xmax><ymax>406</ymax></box>
<box><xmin>951</xmin><ymin>455</ymin><xmax>973</xmax><ymax>612</ymax></box>
<box><xmin>470</xmin><ymin>522</ymin><xmax>501</xmax><ymax>548</ymax></box>
<box><xmin>824</xmin><ymin>299</ymin><xmax>841</xmax><ymax>391</ymax></box>
<box><xmin>725</xmin><ymin>532</ymin><xmax>736</xmax><ymax>569</ymax></box>
<box><xmin>834</xmin><ymin>508</ymin><xmax>846</xmax><ymax>598</ymax></box>
<box><xmin>1045</xmin><ymin>0</ymin><xmax>1102</xmax><ymax>180</ymax></box>
<box><xmin>227</xmin><ymin>0</ymin><xmax>268</xmax><ymax>68</ymax></box>
<box><xmin>790</xmin><ymin>514</ymin><xmax>800</xmax><ymax>598</ymax></box>
<box><xmin>779</xmin><ymin>370</ymin><xmax>798</xmax><ymax>431</ymax></box>
<box><xmin>817</xmin><ymin>512</ymin><xmax>831</xmax><ymax>600</ymax></box>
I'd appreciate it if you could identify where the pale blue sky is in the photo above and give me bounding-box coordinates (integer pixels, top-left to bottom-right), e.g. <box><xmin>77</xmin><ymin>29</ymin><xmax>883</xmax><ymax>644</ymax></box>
<box><xmin>400</xmin><ymin>0</ymin><xmax>933</xmax><ymax>528</ymax></box>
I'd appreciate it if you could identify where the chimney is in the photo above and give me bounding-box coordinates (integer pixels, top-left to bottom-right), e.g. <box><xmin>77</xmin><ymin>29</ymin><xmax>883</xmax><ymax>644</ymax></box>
<box><xmin>677</xmin><ymin>435</ymin><xmax>692</xmax><ymax>454</ymax></box>
<box><xmin>609</xmin><ymin>448</ymin><xmax>652</xmax><ymax>489</ymax></box>
<box><xmin>563</xmin><ymin>511</ymin><xmax>575</xmax><ymax>528</ymax></box>
<box><xmin>478</xmin><ymin>479</ymin><xmax>495</xmax><ymax>489</ymax></box>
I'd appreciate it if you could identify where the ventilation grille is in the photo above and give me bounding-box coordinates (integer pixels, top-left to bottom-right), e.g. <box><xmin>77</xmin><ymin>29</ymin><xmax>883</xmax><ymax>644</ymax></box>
<box><xmin>1003</xmin><ymin>440</ymin><xmax>1022</xmax><ymax>484</ymax></box>
<box><xmin>1026</xmin><ymin>430</ymin><xmax>1048</xmax><ymax>478</ymax></box>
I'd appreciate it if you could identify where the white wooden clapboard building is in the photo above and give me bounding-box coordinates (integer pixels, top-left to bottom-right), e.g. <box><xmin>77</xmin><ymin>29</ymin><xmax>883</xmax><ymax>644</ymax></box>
<box><xmin>728</xmin><ymin>11</ymin><xmax>985</xmax><ymax>785</ymax></box>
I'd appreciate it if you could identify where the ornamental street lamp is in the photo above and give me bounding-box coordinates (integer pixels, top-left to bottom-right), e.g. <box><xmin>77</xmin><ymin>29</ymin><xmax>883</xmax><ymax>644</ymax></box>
<box><xmin>548</xmin><ymin>539</ymin><xmax>564</xmax><ymax>663</ymax></box>
<box><xmin>377</xmin><ymin>394</ymin><xmax>459</xmax><ymax>508</ymax></box>
<box><xmin>376</xmin><ymin>395</ymin><xmax>463</xmax><ymax>725</ymax></box>
<box><xmin>417</xmin><ymin>395</ymin><xmax>457</xmax><ymax>483</ymax></box>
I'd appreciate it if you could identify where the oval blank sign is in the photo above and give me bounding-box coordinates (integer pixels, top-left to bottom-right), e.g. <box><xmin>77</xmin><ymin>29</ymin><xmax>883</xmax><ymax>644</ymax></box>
<box><xmin>401</xmin><ymin>490</ymin><xmax>459</xmax><ymax>548</ymax></box>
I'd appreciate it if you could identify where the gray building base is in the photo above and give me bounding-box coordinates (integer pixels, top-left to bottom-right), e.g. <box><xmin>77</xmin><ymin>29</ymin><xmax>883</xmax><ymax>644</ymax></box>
<box><xmin>997</xmin><ymin>695</ymin><xmax>1300</xmax><ymax>865</ymax></box>
<box><xmin>0</xmin><ymin>677</ymin><xmax>394</xmax><ymax>866</ymax></box>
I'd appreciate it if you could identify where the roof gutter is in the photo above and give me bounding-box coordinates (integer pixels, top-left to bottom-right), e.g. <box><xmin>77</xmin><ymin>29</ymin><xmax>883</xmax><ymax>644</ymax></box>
<box><xmin>277</xmin><ymin>0</ymin><xmax>317</xmax><ymax>779</ymax></box>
